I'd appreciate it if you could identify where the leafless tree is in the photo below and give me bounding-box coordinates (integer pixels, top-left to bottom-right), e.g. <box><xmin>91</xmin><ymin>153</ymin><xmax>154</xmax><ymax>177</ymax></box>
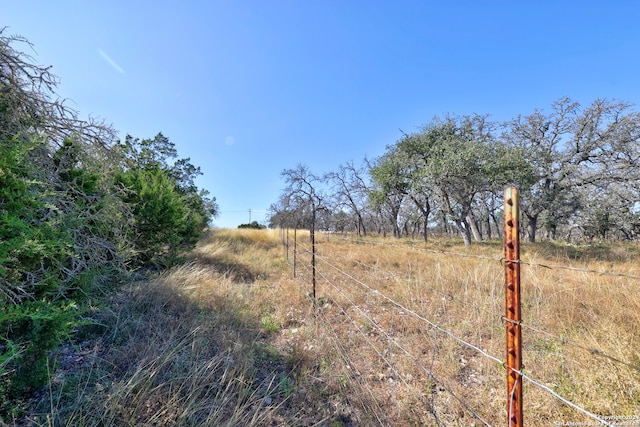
<box><xmin>325</xmin><ymin>160</ymin><xmax>370</xmax><ymax>236</ymax></box>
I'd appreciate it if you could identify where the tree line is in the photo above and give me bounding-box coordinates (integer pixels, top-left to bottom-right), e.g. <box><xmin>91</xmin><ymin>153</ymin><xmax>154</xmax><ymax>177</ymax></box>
<box><xmin>0</xmin><ymin>30</ymin><xmax>216</xmax><ymax>415</ymax></box>
<box><xmin>269</xmin><ymin>98</ymin><xmax>640</xmax><ymax>246</ymax></box>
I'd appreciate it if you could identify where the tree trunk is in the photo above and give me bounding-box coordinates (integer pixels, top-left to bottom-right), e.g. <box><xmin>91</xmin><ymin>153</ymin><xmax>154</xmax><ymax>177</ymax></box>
<box><xmin>456</xmin><ymin>218</ymin><xmax>473</xmax><ymax>246</ymax></box>
<box><xmin>358</xmin><ymin>214</ymin><xmax>366</xmax><ymax>237</ymax></box>
<box><xmin>526</xmin><ymin>213</ymin><xmax>537</xmax><ymax>243</ymax></box>
<box><xmin>467</xmin><ymin>213</ymin><xmax>483</xmax><ymax>242</ymax></box>
<box><xmin>422</xmin><ymin>218</ymin><xmax>428</xmax><ymax>242</ymax></box>
<box><xmin>441</xmin><ymin>211</ymin><xmax>450</xmax><ymax>235</ymax></box>
<box><xmin>491</xmin><ymin>212</ymin><xmax>501</xmax><ymax>238</ymax></box>
<box><xmin>409</xmin><ymin>195</ymin><xmax>431</xmax><ymax>242</ymax></box>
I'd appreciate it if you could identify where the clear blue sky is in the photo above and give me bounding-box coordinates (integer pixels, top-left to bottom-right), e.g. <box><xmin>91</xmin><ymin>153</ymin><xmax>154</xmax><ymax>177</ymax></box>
<box><xmin>5</xmin><ymin>1</ymin><xmax>640</xmax><ymax>228</ymax></box>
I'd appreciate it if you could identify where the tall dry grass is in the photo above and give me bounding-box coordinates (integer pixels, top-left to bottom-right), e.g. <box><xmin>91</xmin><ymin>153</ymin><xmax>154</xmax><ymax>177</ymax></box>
<box><xmin>295</xmin><ymin>234</ymin><xmax>640</xmax><ymax>426</ymax></box>
<box><xmin>23</xmin><ymin>228</ymin><xmax>347</xmax><ymax>426</ymax></box>
<box><xmin>21</xmin><ymin>229</ymin><xmax>640</xmax><ymax>426</ymax></box>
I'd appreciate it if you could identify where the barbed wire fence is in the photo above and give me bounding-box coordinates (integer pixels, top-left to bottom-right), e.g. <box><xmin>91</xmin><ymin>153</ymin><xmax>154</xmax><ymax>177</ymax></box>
<box><xmin>279</xmin><ymin>187</ymin><xmax>639</xmax><ymax>427</ymax></box>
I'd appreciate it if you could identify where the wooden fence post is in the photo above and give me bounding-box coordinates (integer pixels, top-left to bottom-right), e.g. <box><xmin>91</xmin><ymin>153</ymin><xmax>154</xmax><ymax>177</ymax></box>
<box><xmin>504</xmin><ymin>186</ymin><xmax>523</xmax><ymax>426</ymax></box>
<box><xmin>311</xmin><ymin>211</ymin><xmax>316</xmax><ymax>307</ymax></box>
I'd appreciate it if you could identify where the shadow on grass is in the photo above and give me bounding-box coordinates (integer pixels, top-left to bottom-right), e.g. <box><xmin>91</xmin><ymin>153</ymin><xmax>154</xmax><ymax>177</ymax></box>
<box><xmin>29</xmin><ymin>265</ymin><xmax>358</xmax><ymax>426</ymax></box>
<box><xmin>187</xmin><ymin>253</ymin><xmax>259</xmax><ymax>283</ymax></box>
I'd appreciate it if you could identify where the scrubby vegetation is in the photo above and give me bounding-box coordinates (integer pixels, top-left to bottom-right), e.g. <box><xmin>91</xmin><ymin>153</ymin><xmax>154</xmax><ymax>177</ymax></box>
<box><xmin>0</xmin><ymin>30</ymin><xmax>216</xmax><ymax>420</ymax></box>
<box><xmin>238</xmin><ymin>221</ymin><xmax>267</xmax><ymax>230</ymax></box>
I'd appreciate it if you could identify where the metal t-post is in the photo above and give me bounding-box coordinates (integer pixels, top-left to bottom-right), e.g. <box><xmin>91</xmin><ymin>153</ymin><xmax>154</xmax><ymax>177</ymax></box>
<box><xmin>504</xmin><ymin>186</ymin><xmax>523</xmax><ymax>426</ymax></box>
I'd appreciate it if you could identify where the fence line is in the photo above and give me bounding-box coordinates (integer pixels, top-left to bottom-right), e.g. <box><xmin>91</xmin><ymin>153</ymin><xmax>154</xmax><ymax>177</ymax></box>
<box><xmin>316</xmin><ymin>269</ymin><xmax>438</xmax><ymax>423</ymax></box>
<box><xmin>334</xmin><ymin>235</ymin><xmax>503</xmax><ymax>264</ymax></box>
<box><xmin>339</xmin><ymin>256</ymin><xmax>499</xmax><ymax>331</ymax></box>
<box><xmin>316</xmin><ymin>266</ymin><xmax>492</xmax><ymax>426</ymax></box>
<box><xmin>316</xmin><ymin>306</ymin><xmax>391</xmax><ymax>426</ymax></box>
<box><xmin>302</xmin><ymin>238</ymin><xmax>491</xmax><ymax>311</ymax></box>
<box><xmin>515</xmin><ymin>368</ymin><xmax>614</xmax><ymax>427</ymax></box>
<box><xmin>312</xmin><ymin>250</ymin><xmax>505</xmax><ymax>366</ymax></box>
<box><xmin>321</xmin><ymin>234</ymin><xmax>640</xmax><ymax>371</ymax></box>
<box><xmin>281</xmin><ymin>221</ymin><xmax>637</xmax><ymax>426</ymax></box>
<box><xmin>335</xmin><ymin>235</ymin><xmax>640</xmax><ymax>282</ymax></box>
<box><xmin>306</xmin><ymin>244</ymin><xmax>639</xmax><ymax>371</ymax></box>
<box><xmin>518</xmin><ymin>259</ymin><xmax>640</xmax><ymax>280</ymax></box>
<box><xmin>295</xmin><ymin>238</ymin><xmax>497</xmax><ymax>423</ymax></box>
<box><xmin>502</xmin><ymin>316</ymin><xmax>640</xmax><ymax>373</ymax></box>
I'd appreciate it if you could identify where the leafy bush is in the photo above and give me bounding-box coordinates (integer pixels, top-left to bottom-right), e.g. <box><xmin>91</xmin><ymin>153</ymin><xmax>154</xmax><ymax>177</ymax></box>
<box><xmin>0</xmin><ymin>137</ymin><xmax>73</xmax><ymax>303</ymax></box>
<box><xmin>116</xmin><ymin>167</ymin><xmax>191</xmax><ymax>266</ymax></box>
<box><xmin>238</xmin><ymin>221</ymin><xmax>267</xmax><ymax>229</ymax></box>
<box><xmin>114</xmin><ymin>134</ymin><xmax>217</xmax><ymax>267</ymax></box>
<box><xmin>0</xmin><ymin>300</ymin><xmax>78</xmax><ymax>418</ymax></box>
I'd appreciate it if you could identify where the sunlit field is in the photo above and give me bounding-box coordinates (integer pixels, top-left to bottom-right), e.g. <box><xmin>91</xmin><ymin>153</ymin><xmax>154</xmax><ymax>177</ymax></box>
<box><xmin>28</xmin><ymin>229</ymin><xmax>640</xmax><ymax>426</ymax></box>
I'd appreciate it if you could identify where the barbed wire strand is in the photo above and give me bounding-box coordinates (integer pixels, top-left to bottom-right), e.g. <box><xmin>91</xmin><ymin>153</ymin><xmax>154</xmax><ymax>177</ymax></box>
<box><xmin>316</xmin><ymin>267</ymin><xmax>491</xmax><ymax>426</ymax></box>
<box><xmin>319</xmin><ymin>251</ymin><xmax>619</xmax><ymax>426</ymax></box>
<box><xmin>316</xmin><ymin>307</ymin><xmax>391</xmax><ymax>426</ymax></box>
<box><xmin>318</xmin><ymin>240</ymin><xmax>639</xmax><ymax>373</ymax></box>
<box><xmin>285</xmin><ymin>244</ymin><xmax>388</xmax><ymax>424</ymax></box>
<box><xmin>316</xmin><ymin>275</ymin><xmax>448</xmax><ymax>426</ymax></box>
<box><xmin>288</xmin><ymin>239</ymin><xmax>630</xmax><ymax>425</ymax></box>
<box><xmin>310</xmin><ymin>241</ymin><xmax>639</xmax><ymax>369</ymax></box>
<box><xmin>296</xmin><ymin>245</ymin><xmax>502</xmax><ymax>352</ymax></box>
<box><xmin>312</xmin><ymin>251</ymin><xmax>505</xmax><ymax>366</ymax></box>
<box><xmin>518</xmin><ymin>259</ymin><xmax>640</xmax><ymax>280</ymax></box>
<box><xmin>333</xmin><ymin>235</ymin><xmax>640</xmax><ymax>281</ymax></box>
<box><xmin>333</xmin><ymin>235</ymin><xmax>502</xmax><ymax>263</ymax></box>
<box><xmin>315</xmin><ymin>270</ymin><xmax>436</xmax><ymax>417</ymax></box>
<box><xmin>512</xmin><ymin>366</ymin><xmax>615</xmax><ymax>427</ymax></box>
<box><xmin>502</xmin><ymin>317</ymin><xmax>640</xmax><ymax>373</ymax></box>
<box><xmin>341</xmin><ymin>255</ymin><xmax>500</xmax><ymax>324</ymax></box>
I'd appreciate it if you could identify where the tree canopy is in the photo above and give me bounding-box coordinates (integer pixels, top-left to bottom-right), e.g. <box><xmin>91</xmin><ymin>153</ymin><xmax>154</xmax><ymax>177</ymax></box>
<box><xmin>271</xmin><ymin>101</ymin><xmax>640</xmax><ymax>245</ymax></box>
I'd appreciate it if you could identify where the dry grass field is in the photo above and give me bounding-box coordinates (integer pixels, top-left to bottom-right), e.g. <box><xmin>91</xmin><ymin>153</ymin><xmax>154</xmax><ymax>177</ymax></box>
<box><xmin>22</xmin><ymin>228</ymin><xmax>640</xmax><ymax>426</ymax></box>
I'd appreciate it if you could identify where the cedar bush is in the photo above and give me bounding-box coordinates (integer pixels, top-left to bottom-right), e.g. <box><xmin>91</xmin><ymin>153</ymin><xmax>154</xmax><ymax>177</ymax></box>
<box><xmin>115</xmin><ymin>166</ymin><xmax>192</xmax><ymax>267</ymax></box>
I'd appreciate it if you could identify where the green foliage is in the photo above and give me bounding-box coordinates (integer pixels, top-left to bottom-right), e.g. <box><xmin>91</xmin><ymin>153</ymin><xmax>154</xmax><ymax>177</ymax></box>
<box><xmin>115</xmin><ymin>134</ymin><xmax>217</xmax><ymax>267</ymax></box>
<box><xmin>0</xmin><ymin>137</ymin><xmax>73</xmax><ymax>303</ymax></box>
<box><xmin>52</xmin><ymin>140</ymin><xmax>126</xmax><ymax>292</ymax></box>
<box><xmin>0</xmin><ymin>300</ymin><xmax>79</xmax><ymax>418</ymax></box>
<box><xmin>238</xmin><ymin>221</ymin><xmax>267</xmax><ymax>229</ymax></box>
<box><xmin>116</xmin><ymin>167</ymin><xmax>189</xmax><ymax>266</ymax></box>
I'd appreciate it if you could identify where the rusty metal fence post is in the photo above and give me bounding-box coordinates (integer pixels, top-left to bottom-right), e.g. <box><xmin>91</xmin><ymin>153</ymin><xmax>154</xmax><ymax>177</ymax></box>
<box><xmin>504</xmin><ymin>187</ymin><xmax>523</xmax><ymax>426</ymax></box>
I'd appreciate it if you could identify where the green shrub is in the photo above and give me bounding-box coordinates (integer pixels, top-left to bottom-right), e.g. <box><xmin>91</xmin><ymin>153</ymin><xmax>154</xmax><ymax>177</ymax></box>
<box><xmin>0</xmin><ymin>137</ymin><xmax>120</xmax><ymax>418</ymax></box>
<box><xmin>115</xmin><ymin>166</ymin><xmax>191</xmax><ymax>267</ymax></box>
<box><xmin>114</xmin><ymin>134</ymin><xmax>216</xmax><ymax>268</ymax></box>
<box><xmin>238</xmin><ymin>221</ymin><xmax>267</xmax><ymax>229</ymax></box>
<box><xmin>0</xmin><ymin>300</ymin><xmax>78</xmax><ymax>418</ymax></box>
<box><xmin>0</xmin><ymin>30</ymin><xmax>218</xmax><ymax>419</ymax></box>
<box><xmin>0</xmin><ymin>138</ymin><xmax>74</xmax><ymax>303</ymax></box>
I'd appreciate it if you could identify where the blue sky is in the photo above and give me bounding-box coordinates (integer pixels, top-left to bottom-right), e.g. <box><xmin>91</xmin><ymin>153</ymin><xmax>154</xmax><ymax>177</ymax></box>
<box><xmin>5</xmin><ymin>1</ymin><xmax>640</xmax><ymax>228</ymax></box>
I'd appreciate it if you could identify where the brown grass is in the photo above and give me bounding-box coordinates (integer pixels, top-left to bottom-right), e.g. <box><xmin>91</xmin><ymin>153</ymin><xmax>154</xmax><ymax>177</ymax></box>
<box><xmin>22</xmin><ymin>229</ymin><xmax>640</xmax><ymax>426</ymax></box>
